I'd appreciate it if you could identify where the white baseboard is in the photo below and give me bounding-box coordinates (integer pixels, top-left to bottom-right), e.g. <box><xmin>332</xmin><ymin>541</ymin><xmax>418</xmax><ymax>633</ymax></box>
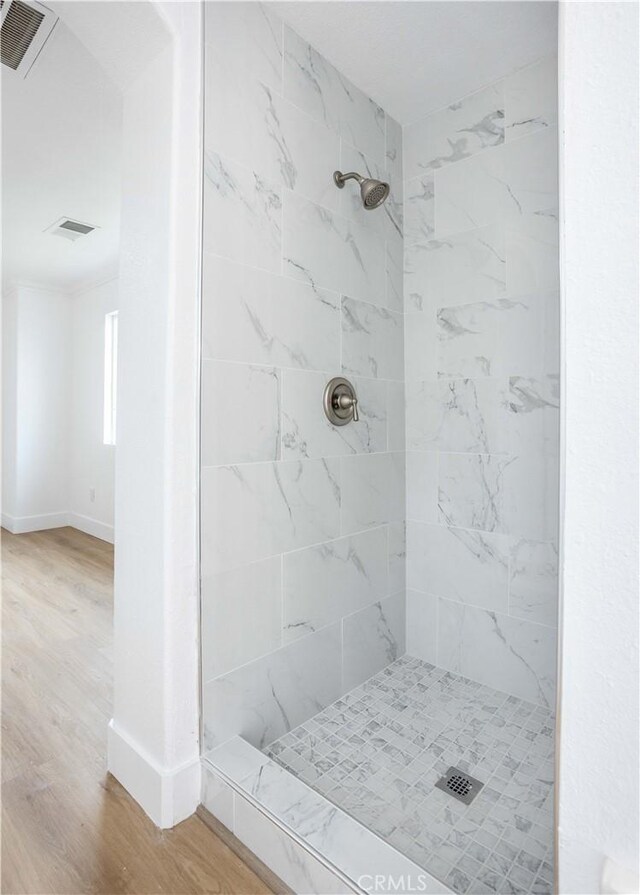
<box><xmin>67</xmin><ymin>513</ymin><xmax>114</xmax><ymax>544</ymax></box>
<box><xmin>1</xmin><ymin>511</ymin><xmax>68</xmax><ymax>534</ymax></box>
<box><xmin>107</xmin><ymin>719</ymin><xmax>200</xmax><ymax>829</ymax></box>
<box><xmin>1</xmin><ymin>511</ymin><xmax>114</xmax><ymax>544</ymax></box>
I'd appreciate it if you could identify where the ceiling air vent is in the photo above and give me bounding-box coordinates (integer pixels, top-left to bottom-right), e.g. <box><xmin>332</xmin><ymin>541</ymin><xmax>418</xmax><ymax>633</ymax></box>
<box><xmin>1</xmin><ymin>0</ymin><xmax>57</xmax><ymax>78</ymax></box>
<box><xmin>45</xmin><ymin>217</ymin><xmax>99</xmax><ymax>242</ymax></box>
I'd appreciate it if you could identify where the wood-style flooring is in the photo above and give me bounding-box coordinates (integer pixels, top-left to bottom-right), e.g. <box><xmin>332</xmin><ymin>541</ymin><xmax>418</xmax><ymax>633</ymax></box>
<box><xmin>1</xmin><ymin>526</ymin><xmax>272</xmax><ymax>895</ymax></box>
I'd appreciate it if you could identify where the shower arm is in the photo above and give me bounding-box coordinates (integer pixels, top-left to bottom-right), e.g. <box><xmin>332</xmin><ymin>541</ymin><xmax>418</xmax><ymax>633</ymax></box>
<box><xmin>333</xmin><ymin>171</ymin><xmax>363</xmax><ymax>188</ymax></box>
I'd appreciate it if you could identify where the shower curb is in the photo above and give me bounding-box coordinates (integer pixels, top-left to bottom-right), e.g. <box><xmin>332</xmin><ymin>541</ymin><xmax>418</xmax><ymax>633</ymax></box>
<box><xmin>201</xmin><ymin>738</ymin><xmax>453</xmax><ymax>895</ymax></box>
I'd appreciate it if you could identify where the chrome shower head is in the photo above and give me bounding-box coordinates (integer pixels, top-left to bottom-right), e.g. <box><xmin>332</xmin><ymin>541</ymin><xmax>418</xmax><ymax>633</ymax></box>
<box><xmin>333</xmin><ymin>170</ymin><xmax>390</xmax><ymax>210</ymax></box>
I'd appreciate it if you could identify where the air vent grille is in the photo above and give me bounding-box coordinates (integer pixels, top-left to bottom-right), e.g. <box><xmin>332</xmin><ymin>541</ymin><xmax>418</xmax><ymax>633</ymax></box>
<box><xmin>45</xmin><ymin>217</ymin><xmax>99</xmax><ymax>242</ymax></box>
<box><xmin>1</xmin><ymin>0</ymin><xmax>44</xmax><ymax>70</ymax></box>
<box><xmin>59</xmin><ymin>220</ymin><xmax>95</xmax><ymax>236</ymax></box>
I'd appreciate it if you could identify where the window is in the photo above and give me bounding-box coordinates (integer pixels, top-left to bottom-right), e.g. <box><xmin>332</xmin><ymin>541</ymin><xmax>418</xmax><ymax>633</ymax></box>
<box><xmin>103</xmin><ymin>311</ymin><xmax>118</xmax><ymax>445</ymax></box>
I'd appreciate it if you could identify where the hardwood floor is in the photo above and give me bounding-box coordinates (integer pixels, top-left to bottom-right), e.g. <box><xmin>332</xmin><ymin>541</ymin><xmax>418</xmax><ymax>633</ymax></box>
<box><xmin>1</xmin><ymin>527</ymin><xmax>272</xmax><ymax>895</ymax></box>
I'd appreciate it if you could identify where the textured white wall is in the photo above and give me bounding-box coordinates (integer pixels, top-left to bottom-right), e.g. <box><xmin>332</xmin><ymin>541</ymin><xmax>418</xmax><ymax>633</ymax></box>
<box><xmin>557</xmin><ymin>2</ymin><xmax>639</xmax><ymax>893</ymax></box>
<box><xmin>108</xmin><ymin>0</ymin><xmax>202</xmax><ymax>829</ymax></box>
<box><xmin>69</xmin><ymin>278</ymin><xmax>118</xmax><ymax>542</ymax></box>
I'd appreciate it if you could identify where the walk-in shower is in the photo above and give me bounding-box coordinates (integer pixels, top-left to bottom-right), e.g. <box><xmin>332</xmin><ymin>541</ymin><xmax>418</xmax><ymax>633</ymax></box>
<box><xmin>199</xmin><ymin>4</ymin><xmax>559</xmax><ymax>893</ymax></box>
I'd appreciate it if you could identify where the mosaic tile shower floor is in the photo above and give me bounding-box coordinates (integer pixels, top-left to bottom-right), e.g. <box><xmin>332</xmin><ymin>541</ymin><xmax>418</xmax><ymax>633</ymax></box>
<box><xmin>265</xmin><ymin>656</ymin><xmax>555</xmax><ymax>895</ymax></box>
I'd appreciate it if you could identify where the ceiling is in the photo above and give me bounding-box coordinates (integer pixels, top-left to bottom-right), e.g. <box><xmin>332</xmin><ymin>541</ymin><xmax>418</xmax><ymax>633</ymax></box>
<box><xmin>2</xmin><ymin>18</ymin><xmax>122</xmax><ymax>292</ymax></box>
<box><xmin>271</xmin><ymin>1</ymin><xmax>558</xmax><ymax>124</ymax></box>
<box><xmin>1</xmin><ymin>1</ymin><xmax>169</xmax><ymax>293</ymax></box>
<box><xmin>2</xmin><ymin>0</ymin><xmax>557</xmax><ymax>292</ymax></box>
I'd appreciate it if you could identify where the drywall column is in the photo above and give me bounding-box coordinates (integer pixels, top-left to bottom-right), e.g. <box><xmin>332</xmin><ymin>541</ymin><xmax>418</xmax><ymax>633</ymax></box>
<box><xmin>108</xmin><ymin>1</ymin><xmax>202</xmax><ymax>828</ymax></box>
<box><xmin>557</xmin><ymin>3</ymin><xmax>639</xmax><ymax>892</ymax></box>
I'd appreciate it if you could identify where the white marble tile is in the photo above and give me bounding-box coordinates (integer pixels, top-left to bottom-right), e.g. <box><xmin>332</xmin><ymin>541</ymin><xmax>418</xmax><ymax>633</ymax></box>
<box><xmin>205</xmin><ymin>55</ymin><xmax>341</xmax><ymax>210</ymax></box>
<box><xmin>405</xmin><ymin>225</ymin><xmax>506</xmax><ymax>310</ymax></box>
<box><xmin>406</xmin><ymin>450</ymin><xmax>439</xmax><ymax>524</ymax></box>
<box><xmin>282</xmin><ymin>527</ymin><xmax>389</xmax><ymax>642</ymax></box>
<box><xmin>204</xmin><ymin>1</ymin><xmax>283</xmax><ymax>93</ymax></box>
<box><xmin>502</xmin><ymin>127</ymin><xmax>559</xmax><ymax>219</ymax></box>
<box><xmin>502</xmin><ymin>453</ymin><xmax>559</xmax><ymax>541</ymax></box>
<box><xmin>405</xmin><ymin>312</ymin><xmax>437</xmax><ymax>381</ymax></box>
<box><xmin>504</xmin><ymin>56</ymin><xmax>558</xmax><ymax>143</ymax></box>
<box><xmin>340</xmin><ymin>452</ymin><xmax>405</xmax><ymax>534</ymax></box>
<box><xmin>388</xmin><ymin>521</ymin><xmax>406</xmax><ymax>594</ymax></box>
<box><xmin>437</xmin><ymin>599</ymin><xmax>557</xmax><ymax>707</ymax></box>
<box><xmin>201</xmin><ymin>360</ymin><xmax>280</xmax><ymax>465</ymax></box>
<box><xmin>436</xmin><ymin>295</ymin><xmax>556</xmax><ymax>381</ymax></box>
<box><xmin>506</xmin><ymin>211</ymin><xmax>559</xmax><ymax>296</ymax></box>
<box><xmin>385</xmin><ymin>232</ymin><xmax>404</xmax><ymax>312</ymax></box>
<box><xmin>386</xmin><ymin>114</ymin><xmax>403</xmax><ymax>183</ymax></box>
<box><xmin>509</xmin><ymin>538</ymin><xmax>559</xmax><ymax>628</ymax></box>
<box><xmin>341</xmin><ymin>297</ymin><xmax>404</xmax><ymax>381</ymax></box>
<box><xmin>342</xmin><ymin>592</ymin><xmax>407</xmax><ymax>690</ymax></box>
<box><xmin>405</xmin><ymin>590</ymin><xmax>438</xmax><ymax>664</ymax></box>
<box><xmin>505</xmin><ymin>375</ymin><xmax>560</xmax><ymax>458</ymax></box>
<box><xmin>405</xmin><ymin>82</ymin><xmax>504</xmax><ymax>179</ymax></box>
<box><xmin>283</xmin><ymin>191</ymin><xmax>386</xmax><ymax>306</ymax></box>
<box><xmin>270</xmin><ymin>657</ymin><xmax>555</xmax><ymax>889</ymax></box>
<box><xmin>201</xmin><ymin>763</ymin><xmax>235</xmax><ymax>831</ymax></box>
<box><xmin>241</xmin><ymin>752</ymin><xmax>446</xmax><ymax>894</ymax></box>
<box><xmin>203</xmin><ymin>150</ymin><xmax>282</xmax><ymax>273</ymax></box>
<box><xmin>283</xmin><ymin>26</ymin><xmax>386</xmax><ymax>165</ymax></box>
<box><xmin>203</xmin><ymin>622</ymin><xmax>342</xmax><ymax>749</ymax></box>
<box><xmin>234</xmin><ymin>793</ymin><xmax>354</xmax><ymax>894</ymax></box>
<box><xmin>438</xmin><ymin>451</ymin><xmax>557</xmax><ymax>540</ymax></box>
<box><xmin>437</xmin><ymin>301</ymin><xmax>500</xmax><ymax>380</ymax></box>
<box><xmin>201</xmin><ymin>557</ymin><xmax>282</xmax><ymax>679</ymax></box>
<box><xmin>205</xmin><ymin>736</ymin><xmax>272</xmax><ymax>783</ymax></box>
<box><xmin>407</xmin><ymin>378</ymin><xmax>506</xmax><ymax>454</ymax></box>
<box><xmin>202</xmin><ymin>256</ymin><xmax>340</xmax><ymax>372</ymax></box>
<box><xmin>437</xmin><ymin>452</ymin><xmax>510</xmax><ymax>533</ymax></box>
<box><xmin>281</xmin><ymin>369</ymin><xmax>387</xmax><ymax>460</ymax></box>
<box><xmin>405</xmin><ymin>174</ymin><xmax>435</xmax><ymax>243</ymax></box>
<box><xmin>499</xmin><ymin>292</ymin><xmax>560</xmax><ymax>377</ymax></box>
<box><xmin>407</xmin><ymin>521</ymin><xmax>509</xmax><ymax>612</ymax></box>
<box><xmin>434</xmin><ymin>129</ymin><xmax>558</xmax><ymax>237</ymax></box>
<box><xmin>243</xmin><ymin>758</ymin><xmax>323</xmax><ymax>819</ymax></box>
<box><xmin>201</xmin><ymin>458</ymin><xmax>341</xmax><ymax>573</ymax></box>
<box><xmin>386</xmin><ymin>381</ymin><xmax>405</xmax><ymax>452</ymax></box>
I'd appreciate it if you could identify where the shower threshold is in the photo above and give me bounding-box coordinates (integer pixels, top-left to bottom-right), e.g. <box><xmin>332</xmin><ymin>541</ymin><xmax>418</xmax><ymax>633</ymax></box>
<box><xmin>265</xmin><ymin>656</ymin><xmax>555</xmax><ymax>895</ymax></box>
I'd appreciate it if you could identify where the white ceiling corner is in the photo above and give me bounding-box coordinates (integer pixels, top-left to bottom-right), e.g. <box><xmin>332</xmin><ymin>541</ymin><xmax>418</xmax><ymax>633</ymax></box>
<box><xmin>270</xmin><ymin>1</ymin><xmax>558</xmax><ymax>124</ymax></box>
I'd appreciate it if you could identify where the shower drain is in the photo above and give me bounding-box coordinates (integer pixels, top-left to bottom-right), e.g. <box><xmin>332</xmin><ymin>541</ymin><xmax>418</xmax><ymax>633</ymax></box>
<box><xmin>435</xmin><ymin>766</ymin><xmax>484</xmax><ymax>805</ymax></box>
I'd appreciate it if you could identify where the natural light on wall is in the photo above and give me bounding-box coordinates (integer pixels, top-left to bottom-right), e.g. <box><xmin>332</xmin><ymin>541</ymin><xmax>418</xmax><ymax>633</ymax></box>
<box><xmin>103</xmin><ymin>310</ymin><xmax>118</xmax><ymax>446</ymax></box>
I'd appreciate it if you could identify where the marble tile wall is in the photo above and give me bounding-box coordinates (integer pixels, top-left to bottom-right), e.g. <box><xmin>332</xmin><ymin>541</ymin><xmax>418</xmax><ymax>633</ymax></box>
<box><xmin>403</xmin><ymin>57</ymin><xmax>560</xmax><ymax>708</ymax></box>
<box><xmin>200</xmin><ymin>3</ymin><xmax>406</xmax><ymax>752</ymax></box>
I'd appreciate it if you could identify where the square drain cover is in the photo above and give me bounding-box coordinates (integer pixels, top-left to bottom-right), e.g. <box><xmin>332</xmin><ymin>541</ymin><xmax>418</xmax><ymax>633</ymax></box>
<box><xmin>435</xmin><ymin>766</ymin><xmax>484</xmax><ymax>805</ymax></box>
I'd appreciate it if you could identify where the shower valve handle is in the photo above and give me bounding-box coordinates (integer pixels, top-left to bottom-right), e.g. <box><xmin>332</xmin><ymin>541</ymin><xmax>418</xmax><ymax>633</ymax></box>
<box><xmin>334</xmin><ymin>393</ymin><xmax>359</xmax><ymax>422</ymax></box>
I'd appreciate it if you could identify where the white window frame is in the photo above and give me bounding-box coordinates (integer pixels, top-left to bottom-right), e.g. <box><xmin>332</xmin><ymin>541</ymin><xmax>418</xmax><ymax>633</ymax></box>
<box><xmin>103</xmin><ymin>310</ymin><xmax>118</xmax><ymax>446</ymax></box>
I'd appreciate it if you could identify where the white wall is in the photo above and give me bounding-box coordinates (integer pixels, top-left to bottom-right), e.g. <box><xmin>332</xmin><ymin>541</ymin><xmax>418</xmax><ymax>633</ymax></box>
<box><xmin>1</xmin><ymin>280</ymin><xmax>117</xmax><ymax>541</ymax></box>
<box><xmin>2</xmin><ymin>288</ymin><xmax>19</xmax><ymax>519</ymax></box>
<box><xmin>558</xmin><ymin>3</ymin><xmax>639</xmax><ymax>893</ymax></box>
<box><xmin>108</xmin><ymin>0</ymin><xmax>202</xmax><ymax>829</ymax></box>
<box><xmin>1</xmin><ymin>284</ymin><xmax>72</xmax><ymax>532</ymax></box>
<box><xmin>69</xmin><ymin>277</ymin><xmax>118</xmax><ymax>542</ymax></box>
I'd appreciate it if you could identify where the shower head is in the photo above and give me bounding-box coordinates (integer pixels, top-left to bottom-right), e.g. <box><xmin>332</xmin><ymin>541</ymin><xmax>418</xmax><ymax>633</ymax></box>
<box><xmin>333</xmin><ymin>170</ymin><xmax>390</xmax><ymax>210</ymax></box>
